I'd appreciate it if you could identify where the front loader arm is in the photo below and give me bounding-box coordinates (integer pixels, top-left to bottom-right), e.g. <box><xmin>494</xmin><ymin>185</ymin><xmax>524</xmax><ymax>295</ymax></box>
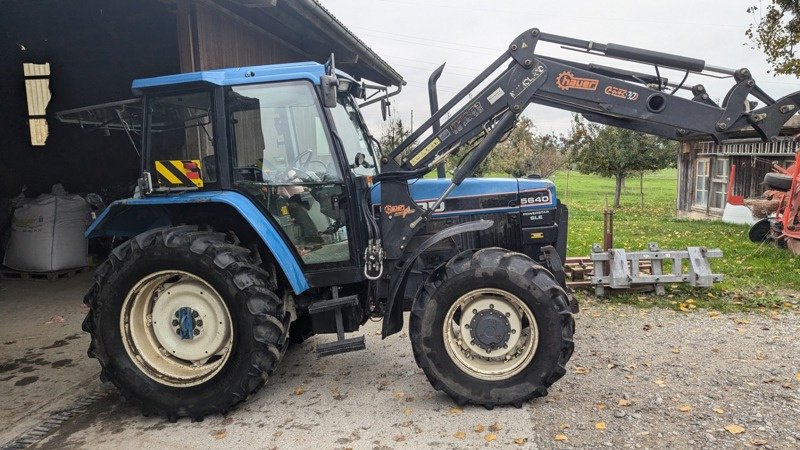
<box><xmin>374</xmin><ymin>28</ymin><xmax>800</xmax><ymax>338</ymax></box>
<box><xmin>381</xmin><ymin>28</ymin><xmax>800</xmax><ymax>180</ymax></box>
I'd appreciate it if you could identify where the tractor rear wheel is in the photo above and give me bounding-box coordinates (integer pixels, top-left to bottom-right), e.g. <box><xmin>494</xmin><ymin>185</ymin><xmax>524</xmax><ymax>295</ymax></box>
<box><xmin>82</xmin><ymin>225</ymin><xmax>288</xmax><ymax>421</ymax></box>
<box><xmin>409</xmin><ymin>248</ymin><xmax>574</xmax><ymax>408</ymax></box>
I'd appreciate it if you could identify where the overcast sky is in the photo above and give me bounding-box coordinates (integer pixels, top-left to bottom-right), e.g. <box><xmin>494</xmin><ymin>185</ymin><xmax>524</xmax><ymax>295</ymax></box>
<box><xmin>322</xmin><ymin>0</ymin><xmax>799</xmax><ymax>137</ymax></box>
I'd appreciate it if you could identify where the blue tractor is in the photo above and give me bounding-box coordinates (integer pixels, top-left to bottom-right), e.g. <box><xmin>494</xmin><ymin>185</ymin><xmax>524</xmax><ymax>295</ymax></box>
<box><xmin>81</xmin><ymin>29</ymin><xmax>800</xmax><ymax>420</ymax></box>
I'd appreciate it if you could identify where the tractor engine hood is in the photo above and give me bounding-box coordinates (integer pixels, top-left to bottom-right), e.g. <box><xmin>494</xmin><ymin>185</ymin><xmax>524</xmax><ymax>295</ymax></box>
<box><xmin>370</xmin><ymin>177</ymin><xmax>556</xmax><ymax>217</ymax></box>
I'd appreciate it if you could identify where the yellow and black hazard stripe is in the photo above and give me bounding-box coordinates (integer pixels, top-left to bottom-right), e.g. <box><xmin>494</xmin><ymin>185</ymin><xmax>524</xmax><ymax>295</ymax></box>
<box><xmin>154</xmin><ymin>160</ymin><xmax>204</xmax><ymax>188</ymax></box>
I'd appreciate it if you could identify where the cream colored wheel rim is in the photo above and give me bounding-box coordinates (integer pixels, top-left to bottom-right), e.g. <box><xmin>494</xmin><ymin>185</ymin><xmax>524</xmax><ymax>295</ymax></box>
<box><xmin>120</xmin><ymin>270</ymin><xmax>233</xmax><ymax>387</ymax></box>
<box><xmin>442</xmin><ymin>288</ymin><xmax>538</xmax><ymax>381</ymax></box>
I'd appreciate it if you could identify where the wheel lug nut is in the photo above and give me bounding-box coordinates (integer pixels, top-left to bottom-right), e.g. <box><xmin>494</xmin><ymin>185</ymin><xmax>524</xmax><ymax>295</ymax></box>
<box><xmin>174</xmin><ymin>311</ymin><xmax>179</xmax><ymax>318</ymax></box>
<box><xmin>176</xmin><ymin>329</ymin><xmax>181</xmax><ymax>335</ymax></box>
<box><xmin>506</xmin><ymin>312</ymin><xmax>511</xmax><ymax>317</ymax></box>
<box><xmin>489</xmin><ymin>304</ymin><xmax>494</xmax><ymax>309</ymax></box>
<box><xmin>172</xmin><ymin>319</ymin><xmax>179</xmax><ymax>326</ymax></box>
<box><xmin>192</xmin><ymin>311</ymin><xmax>199</xmax><ymax>318</ymax></box>
<box><xmin>196</xmin><ymin>320</ymin><xmax>203</xmax><ymax>327</ymax></box>
<box><xmin>193</xmin><ymin>329</ymin><xmax>200</xmax><ymax>336</ymax></box>
<box><xmin>472</xmin><ymin>309</ymin><xmax>477</xmax><ymax>314</ymax></box>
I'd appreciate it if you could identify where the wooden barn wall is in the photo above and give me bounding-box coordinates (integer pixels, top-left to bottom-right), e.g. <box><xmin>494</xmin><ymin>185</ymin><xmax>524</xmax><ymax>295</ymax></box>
<box><xmin>0</xmin><ymin>0</ymin><xmax>179</xmax><ymax>198</ymax></box>
<box><xmin>178</xmin><ymin>0</ymin><xmax>304</xmax><ymax>72</ymax></box>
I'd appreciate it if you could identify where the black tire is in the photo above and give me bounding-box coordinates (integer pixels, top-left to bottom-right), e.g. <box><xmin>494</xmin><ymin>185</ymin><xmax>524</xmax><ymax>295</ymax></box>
<box><xmin>82</xmin><ymin>225</ymin><xmax>289</xmax><ymax>421</ymax></box>
<box><xmin>764</xmin><ymin>172</ymin><xmax>793</xmax><ymax>191</ymax></box>
<box><xmin>748</xmin><ymin>218</ymin><xmax>772</xmax><ymax>243</ymax></box>
<box><xmin>409</xmin><ymin>248</ymin><xmax>575</xmax><ymax>408</ymax></box>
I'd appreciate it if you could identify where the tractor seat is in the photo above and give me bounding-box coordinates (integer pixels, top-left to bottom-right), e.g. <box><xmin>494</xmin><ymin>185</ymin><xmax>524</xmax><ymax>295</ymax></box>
<box><xmin>763</xmin><ymin>172</ymin><xmax>793</xmax><ymax>191</ymax></box>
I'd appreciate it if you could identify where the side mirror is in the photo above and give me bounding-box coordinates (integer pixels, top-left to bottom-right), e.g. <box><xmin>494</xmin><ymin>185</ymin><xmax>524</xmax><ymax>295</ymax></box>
<box><xmin>351</xmin><ymin>152</ymin><xmax>366</xmax><ymax>169</ymax></box>
<box><xmin>320</xmin><ymin>75</ymin><xmax>338</xmax><ymax>108</ymax></box>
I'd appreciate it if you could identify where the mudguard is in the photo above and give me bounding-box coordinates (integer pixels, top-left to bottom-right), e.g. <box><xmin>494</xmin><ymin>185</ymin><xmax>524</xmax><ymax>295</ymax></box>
<box><xmin>85</xmin><ymin>191</ymin><xmax>309</xmax><ymax>293</ymax></box>
<box><xmin>382</xmin><ymin>219</ymin><xmax>494</xmax><ymax>337</ymax></box>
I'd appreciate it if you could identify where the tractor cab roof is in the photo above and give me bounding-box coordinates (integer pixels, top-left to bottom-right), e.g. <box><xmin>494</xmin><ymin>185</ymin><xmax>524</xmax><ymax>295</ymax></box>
<box><xmin>132</xmin><ymin>61</ymin><xmax>357</xmax><ymax>94</ymax></box>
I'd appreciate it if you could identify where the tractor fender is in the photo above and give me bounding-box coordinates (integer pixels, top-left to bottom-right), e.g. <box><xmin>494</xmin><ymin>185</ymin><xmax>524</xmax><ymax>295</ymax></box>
<box><xmin>382</xmin><ymin>219</ymin><xmax>494</xmax><ymax>338</ymax></box>
<box><xmin>85</xmin><ymin>191</ymin><xmax>309</xmax><ymax>293</ymax></box>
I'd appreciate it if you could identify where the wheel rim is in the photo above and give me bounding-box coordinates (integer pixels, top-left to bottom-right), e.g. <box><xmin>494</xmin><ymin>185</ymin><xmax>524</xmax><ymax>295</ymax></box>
<box><xmin>120</xmin><ymin>270</ymin><xmax>233</xmax><ymax>387</ymax></box>
<box><xmin>442</xmin><ymin>288</ymin><xmax>539</xmax><ymax>381</ymax></box>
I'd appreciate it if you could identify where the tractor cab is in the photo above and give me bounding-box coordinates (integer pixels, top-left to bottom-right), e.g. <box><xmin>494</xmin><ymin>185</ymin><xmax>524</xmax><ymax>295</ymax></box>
<box><xmin>133</xmin><ymin>62</ymin><xmax>379</xmax><ymax>271</ymax></box>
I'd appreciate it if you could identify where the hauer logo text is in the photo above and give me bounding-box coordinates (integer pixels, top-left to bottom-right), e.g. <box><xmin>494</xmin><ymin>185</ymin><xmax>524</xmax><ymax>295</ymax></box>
<box><xmin>555</xmin><ymin>71</ymin><xmax>599</xmax><ymax>91</ymax></box>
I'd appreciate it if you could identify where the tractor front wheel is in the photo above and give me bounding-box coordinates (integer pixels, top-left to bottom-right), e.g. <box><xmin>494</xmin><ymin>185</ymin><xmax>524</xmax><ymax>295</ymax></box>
<box><xmin>82</xmin><ymin>226</ymin><xmax>288</xmax><ymax>421</ymax></box>
<box><xmin>409</xmin><ymin>248</ymin><xmax>574</xmax><ymax>408</ymax></box>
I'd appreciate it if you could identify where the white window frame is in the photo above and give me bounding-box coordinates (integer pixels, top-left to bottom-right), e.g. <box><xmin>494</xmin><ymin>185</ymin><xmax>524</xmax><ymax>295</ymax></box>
<box><xmin>692</xmin><ymin>157</ymin><xmax>710</xmax><ymax>210</ymax></box>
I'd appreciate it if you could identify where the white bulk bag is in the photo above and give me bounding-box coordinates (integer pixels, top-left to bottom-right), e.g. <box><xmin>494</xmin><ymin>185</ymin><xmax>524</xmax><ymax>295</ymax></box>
<box><xmin>3</xmin><ymin>194</ymin><xmax>90</xmax><ymax>272</ymax></box>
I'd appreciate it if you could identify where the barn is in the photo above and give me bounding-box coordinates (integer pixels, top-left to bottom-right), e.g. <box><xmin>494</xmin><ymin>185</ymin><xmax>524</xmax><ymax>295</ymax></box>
<box><xmin>676</xmin><ymin>116</ymin><xmax>800</xmax><ymax>220</ymax></box>
<box><xmin>0</xmin><ymin>0</ymin><xmax>403</xmax><ymax>200</ymax></box>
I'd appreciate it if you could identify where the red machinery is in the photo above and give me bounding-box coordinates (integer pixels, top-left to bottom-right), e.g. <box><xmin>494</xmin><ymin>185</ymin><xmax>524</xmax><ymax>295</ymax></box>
<box><xmin>748</xmin><ymin>141</ymin><xmax>800</xmax><ymax>255</ymax></box>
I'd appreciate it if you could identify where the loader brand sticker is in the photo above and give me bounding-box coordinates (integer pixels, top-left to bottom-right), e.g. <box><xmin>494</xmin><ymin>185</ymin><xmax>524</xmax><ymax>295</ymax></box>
<box><xmin>555</xmin><ymin>71</ymin><xmax>599</xmax><ymax>91</ymax></box>
<box><xmin>604</xmin><ymin>85</ymin><xmax>640</xmax><ymax>101</ymax></box>
<box><xmin>155</xmin><ymin>160</ymin><xmax>204</xmax><ymax>188</ymax></box>
<box><xmin>487</xmin><ymin>87</ymin><xmax>505</xmax><ymax>105</ymax></box>
<box><xmin>448</xmin><ymin>101</ymin><xmax>484</xmax><ymax>136</ymax></box>
<box><xmin>384</xmin><ymin>204</ymin><xmax>416</xmax><ymax>219</ymax></box>
<box><xmin>520</xmin><ymin>191</ymin><xmax>551</xmax><ymax>206</ymax></box>
<box><xmin>410</xmin><ymin>137</ymin><xmax>441</xmax><ymax>166</ymax></box>
<box><xmin>510</xmin><ymin>64</ymin><xmax>545</xmax><ymax>99</ymax></box>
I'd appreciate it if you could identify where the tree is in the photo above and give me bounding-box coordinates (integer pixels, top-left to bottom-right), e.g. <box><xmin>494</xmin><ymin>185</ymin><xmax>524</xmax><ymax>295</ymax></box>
<box><xmin>746</xmin><ymin>1</ymin><xmax>800</xmax><ymax>76</ymax></box>
<box><xmin>489</xmin><ymin>117</ymin><xmax>566</xmax><ymax>178</ymax></box>
<box><xmin>566</xmin><ymin>115</ymin><xmax>677</xmax><ymax>208</ymax></box>
<box><xmin>378</xmin><ymin>112</ymin><xmax>413</xmax><ymax>156</ymax></box>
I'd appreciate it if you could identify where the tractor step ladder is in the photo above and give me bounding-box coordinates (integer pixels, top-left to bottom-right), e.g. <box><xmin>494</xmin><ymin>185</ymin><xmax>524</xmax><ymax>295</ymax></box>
<box><xmin>308</xmin><ymin>287</ymin><xmax>366</xmax><ymax>357</ymax></box>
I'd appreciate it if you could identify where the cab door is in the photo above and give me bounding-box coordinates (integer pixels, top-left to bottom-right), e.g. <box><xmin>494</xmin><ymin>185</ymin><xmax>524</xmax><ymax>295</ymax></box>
<box><xmin>226</xmin><ymin>80</ymin><xmax>356</xmax><ymax>271</ymax></box>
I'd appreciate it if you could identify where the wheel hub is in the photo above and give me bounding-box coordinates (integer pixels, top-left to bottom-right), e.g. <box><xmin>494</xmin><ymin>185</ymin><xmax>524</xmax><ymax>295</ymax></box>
<box><xmin>469</xmin><ymin>308</ymin><xmax>511</xmax><ymax>351</ymax></box>
<box><xmin>174</xmin><ymin>307</ymin><xmax>202</xmax><ymax>340</ymax></box>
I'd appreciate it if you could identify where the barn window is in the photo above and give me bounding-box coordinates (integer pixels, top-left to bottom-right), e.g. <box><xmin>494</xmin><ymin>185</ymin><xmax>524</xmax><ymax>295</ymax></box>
<box><xmin>23</xmin><ymin>62</ymin><xmax>51</xmax><ymax>146</ymax></box>
<box><xmin>693</xmin><ymin>158</ymin><xmax>709</xmax><ymax>207</ymax></box>
<box><xmin>709</xmin><ymin>157</ymin><xmax>729</xmax><ymax>209</ymax></box>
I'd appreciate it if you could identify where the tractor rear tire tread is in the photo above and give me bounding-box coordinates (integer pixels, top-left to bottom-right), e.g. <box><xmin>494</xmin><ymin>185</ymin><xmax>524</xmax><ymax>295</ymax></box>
<box><xmin>409</xmin><ymin>247</ymin><xmax>575</xmax><ymax>407</ymax></box>
<box><xmin>83</xmin><ymin>225</ymin><xmax>287</xmax><ymax>421</ymax></box>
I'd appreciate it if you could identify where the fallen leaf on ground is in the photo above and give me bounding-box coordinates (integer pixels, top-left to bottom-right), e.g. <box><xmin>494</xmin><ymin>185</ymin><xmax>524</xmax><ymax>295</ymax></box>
<box><xmin>734</xmin><ymin>318</ymin><xmax>751</xmax><ymax>324</ymax></box>
<box><xmin>212</xmin><ymin>429</ymin><xmax>227</xmax><ymax>440</ymax></box>
<box><xmin>484</xmin><ymin>433</ymin><xmax>497</xmax><ymax>442</ymax></box>
<box><xmin>44</xmin><ymin>315</ymin><xmax>65</xmax><ymax>324</ymax></box>
<box><xmin>595</xmin><ymin>422</ymin><xmax>606</xmax><ymax>430</ymax></box>
<box><xmin>574</xmin><ymin>366</ymin><xmax>588</xmax><ymax>375</ymax></box>
<box><xmin>448</xmin><ymin>406</ymin><xmax>463</xmax><ymax>415</ymax></box>
<box><xmin>403</xmin><ymin>407</ymin><xmax>412</xmax><ymax>417</ymax></box>
<box><xmin>394</xmin><ymin>434</ymin><xmax>405</xmax><ymax>442</ymax></box>
<box><xmin>293</xmin><ymin>387</ymin><xmax>305</xmax><ymax>395</ymax></box>
<box><xmin>713</xmin><ymin>407</ymin><xmax>725</xmax><ymax>414</ymax></box>
<box><xmin>671</xmin><ymin>347</ymin><xmax>681</xmax><ymax>354</ymax></box>
<box><xmin>453</xmin><ymin>431</ymin><xmax>465</xmax><ymax>440</ymax></box>
<box><xmin>653</xmin><ymin>379</ymin><xmax>666</xmax><ymax>387</ymax></box>
<box><xmin>513</xmin><ymin>437</ymin><xmax>528</xmax><ymax>445</ymax></box>
<box><xmin>559</xmin><ymin>423</ymin><xmax>570</xmax><ymax>429</ymax></box>
<box><xmin>392</xmin><ymin>391</ymin><xmax>405</xmax><ymax>400</ymax></box>
<box><xmin>554</xmin><ymin>434</ymin><xmax>568</xmax><ymax>442</ymax></box>
<box><xmin>750</xmin><ymin>439</ymin><xmax>768</xmax><ymax>446</ymax></box>
<box><xmin>795</xmin><ymin>372</ymin><xmax>800</xmax><ymax>381</ymax></box>
<box><xmin>679</xmin><ymin>404</ymin><xmax>692</xmax><ymax>412</ymax></box>
<box><xmin>273</xmin><ymin>431</ymin><xmax>282</xmax><ymax>438</ymax></box>
<box><xmin>489</xmin><ymin>422</ymin><xmax>503</xmax><ymax>432</ymax></box>
<box><xmin>724</xmin><ymin>424</ymin><xmax>745</xmax><ymax>435</ymax></box>
<box><xmin>596</xmin><ymin>402</ymin><xmax>607</xmax><ymax>410</ymax></box>
<box><xmin>474</xmin><ymin>424</ymin><xmax>485</xmax><ymax>433</ymax></box>
<box><xmin>618</xmin><ymin>399</ymin><xmax>631</xmax><ymax>407</ymax></box>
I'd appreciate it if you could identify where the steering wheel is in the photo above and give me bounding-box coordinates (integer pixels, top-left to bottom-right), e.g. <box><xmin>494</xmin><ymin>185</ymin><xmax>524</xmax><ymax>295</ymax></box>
<box><xmin>292</xmin><ymin>149</ymin><xmax>329</xmax><ymax>176</ymax></box>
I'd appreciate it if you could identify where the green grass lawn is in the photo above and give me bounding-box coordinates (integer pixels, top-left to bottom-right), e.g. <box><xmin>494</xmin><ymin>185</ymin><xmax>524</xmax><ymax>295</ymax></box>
<box><xmin>549</xmin><ymin>169</ymin><xmax>799</xmax><ymax>311</ymax></box>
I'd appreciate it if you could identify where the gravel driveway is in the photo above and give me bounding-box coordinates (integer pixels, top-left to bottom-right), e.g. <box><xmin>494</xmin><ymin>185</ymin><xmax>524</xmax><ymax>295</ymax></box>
<box><xmin>19</xmin><ymin>298</ymin><xmax>800</xmax><ymax>449</ymax></box>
